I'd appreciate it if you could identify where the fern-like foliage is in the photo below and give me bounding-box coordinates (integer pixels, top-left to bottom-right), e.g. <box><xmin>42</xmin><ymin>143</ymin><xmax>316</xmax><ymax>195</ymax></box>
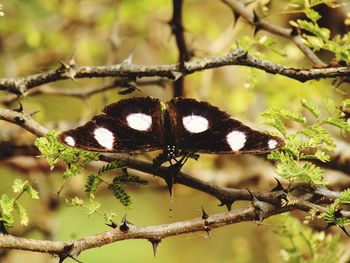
<box><xmin>264</xmin><ymin>98</ymin><xmax>350</xmax><ymax>185</ymax></box>
<box><xmin>0</xmin><ymin>179</ymin><xmax>39</xmax><ymax>230</ymax></box>
<box><xmin>278</xmin><ymin>214</ymin><xmax>342</xmax><ymax>263</ymax></box>
<box><xmin>289</xmin><ymin>6</ymin><xmax>350</xmax><ymax>62</ymax></box>
<box><xmin>108</xmin><ymin>173</ymin><xmax>148</xmax><ymax>207</ymax></box>
<box><xmin>35</xmin><ymin>130</ymin><xmax>100</xmax><ymax>179</ymax></box>
<box><xmin>325</xmin><ymin>189</ymin><xmax>350</xmax><ymax>229</ymax></box>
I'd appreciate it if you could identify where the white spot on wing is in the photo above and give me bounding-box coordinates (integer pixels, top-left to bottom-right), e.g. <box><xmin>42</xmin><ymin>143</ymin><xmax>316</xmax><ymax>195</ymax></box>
<box><xmin>182</xmin><ymin>115</ymin><xmax>209</xmax><ymax>133</ymax></box>
<box><xmin>126</xmin><ymin>113</ymin><xmax>152</xmax><ymax>131</ymax></box>
<box><xmin>65</xmin><ymin>136</ymin><xmax>75</xmax><ymax>146</ymax></box>
<box><xmin>94</xmin><ymin>127</ymin><xmax>114</xmax><ymax>150</ymax></box>
<box><xmin>268</xmin><ymin>139</ymin><xmax>277</xmax><ymax>149</ymax></box>
<box><xmin>226</xmin><ymin>131</ymin><xmax>246</xmax><ymax>151</ymax></box>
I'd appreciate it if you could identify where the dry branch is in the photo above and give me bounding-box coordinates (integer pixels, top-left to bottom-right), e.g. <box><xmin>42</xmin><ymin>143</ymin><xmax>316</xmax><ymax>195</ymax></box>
<box><xmin>1</xmin><ymin>48</ymin><xmax>348</xmax><ymax>96</ymax></box>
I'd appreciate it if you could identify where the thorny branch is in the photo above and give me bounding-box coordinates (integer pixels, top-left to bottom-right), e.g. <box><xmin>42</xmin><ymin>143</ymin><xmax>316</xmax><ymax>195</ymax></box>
<box><xmin>0</xmin><ymin>105</ymin><xmax>349</xmax><ymax>259</ymax></box>
<box><xmin>221</xmin><ymin>0</ymin><xmax>326</xmax><ymax>66</ymax></box>
<box><xmin>0</xmin><ymin>206</ymin><xmax>288</xmax><ymax>258</ymax></box>
<box><xmin>1</xmin><ymin>48</ymin><xmax>348</xmax><ymax>96</ymax></box>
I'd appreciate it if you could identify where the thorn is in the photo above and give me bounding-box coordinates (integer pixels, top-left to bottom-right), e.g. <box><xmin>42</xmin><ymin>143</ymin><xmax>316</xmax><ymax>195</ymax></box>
<box><xmin>119</xmin><ymin>214</ymin><xmax>131</xmax><ymax>232</ymax></box>
<box><xmin>106</xmin><ymin>221</ymin><xmax>118</xmax><ymax>229</ymax></box>
<box><xmin>235</xmin><ymin>40</ymin><xmax>241</xmax><ymax>50</ymax></box>
<box><xmin>149</xmin><ymin>239</ymin><xmax>161</xmax><ymax>257</ymax></box>
<box><xmin>290</xmin><ymin>26</ymin><xmax>299</xmax><ymax>37</ymax></box>
<box><xmin>14</xmin><ymin>103</ymin><xmax>23</xmax><ymax>113</ymax></box>
<box><xmin>253</xmin><ymin>24</ymin><xmax>262</xmax><ymax>37</ymax></box>
<box><xmin>29</xmin><ymin>110</ymin><xmax>40</xmax><ymax>117</ymax></box>
<box><xmin>122</xmin><ymin>50</ymin><xmax>135</xmax><ymax>65</ymax></box>
<box><xmin>59</xmin><ymin>243</ymin><xmax>75</xmax><ymax>263</ymax></box>
<box><xmin>59</xmin><ymin>61</ymin><xmax>69</xmax><ymax>70</ymax></box>
<box><xmin>252</xmin><ymin>10</ymin><xmax>260</xmax><ymax>24</ymax></box>
<box><xmin>164</xmin><ymin>173</ymin><xmax>174</xmax><ymax>197</ymax></box>
<box><xmin>69</xmin><ymin>56</ymin><xmax>76</xmax><ymax>67</ymax></box>
<box><xmin>122</xmin><ymin>168</ymin><xmax>128</xmax><ymax>176</ymax></box>
<box><xmin>339</xmin><ymin>225</ymin><xmax>350</xmax><ymax>237</ymax></box>
<box><xmin>218</xmin><ymin>198</ymin><xmax>234</xmax><ymax>211</ymax></box>
<box><xmin>201</xmin><ymin>207</ymin><xmax>209</xmax><ymax>220</ymax></box>
<box><xmin>247</xmin><ymin>189</ymin><xmax>258</xmax><ymax>203</ymax></box>
<box><xmin>271</xmin><ymin>178</ymin><xmax>285</xmax><ymax>192</ymax></box>
<box><xmin>232</xmin><ymin>10</ymin><xmax>241</xmax><ymax>27</ymax></box>
<box><xmin>204</xmin><ymin>226</ymin><xmax>211</xmax><ymax>237</ymax></box>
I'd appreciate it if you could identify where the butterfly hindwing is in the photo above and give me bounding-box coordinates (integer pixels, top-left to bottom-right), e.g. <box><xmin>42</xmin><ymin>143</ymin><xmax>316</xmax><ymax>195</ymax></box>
<box><xmin>59</xmin><ymin>97</ymin><xmax>164</xmax><ymax>153</ymax></box>
<box><xmin>167</xmin><ymin>97</ymin><xmax>284</xmax><ymax>154</ymax></box>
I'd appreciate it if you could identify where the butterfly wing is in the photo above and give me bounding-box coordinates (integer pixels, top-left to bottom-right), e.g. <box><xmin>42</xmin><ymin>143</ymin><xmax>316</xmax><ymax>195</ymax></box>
<box><xmin>59</xmin><ymin>97</ymin><xmax>164</xmax><ymax>153</ymax></box>
<box><xmin>167</xmin><ymin>97</ymin><xmax>284</xmax><ymax>154</ymax></box>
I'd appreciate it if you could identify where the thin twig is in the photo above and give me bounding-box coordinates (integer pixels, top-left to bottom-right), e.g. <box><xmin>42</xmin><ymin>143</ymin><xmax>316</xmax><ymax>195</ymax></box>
<box><xmin>221</xmin><ymin>0</ymin><xmax>326</xmax><ymax>66</ymax></box>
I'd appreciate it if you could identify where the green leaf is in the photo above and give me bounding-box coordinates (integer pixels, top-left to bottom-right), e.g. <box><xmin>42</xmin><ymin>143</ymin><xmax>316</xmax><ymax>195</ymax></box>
<box><xmin>323</xmin><ymin>98</ymin><xmax>341</xmax><ymax>116</ymax></box>
<box><xmin>27</xmin><ymin>185</ymin><xmax>39</xmax><ymax>199</ymax></box>
<box><xmin>323</xmin><ymin>117</ymin><xmax>350</xmax><ymax>132</ymax></box>
<box><xmin>35</xmin><ymin>130</ymin><xmax>100</xmax><ymax>179</ymax></box>
<box><xmin>301</xmin><ymin>99</ymin><xmax>320</xmax><ymax>118</ymax></box>
<box><xmin>0</xmin><ymin>194</ymin><xmax>14</xmax><ymax>216</ymax></box>
<box><xmin>85</xmin><ymin>174</ymin><xmax>103</xmax><ymax>194</ymax></box>
<box><xmin>13</xmin><ymin>201</ymin><xmax>29</xmax><ymax>226</ymax></box>
<box><xmin>66</xmin><ymin>197</ymin><xmax>84</xmax><ymax>206</ymax></box>
<box><xmin>339</xmin><ymin>188</ymin><xmax>350</xmax><ymax>204</ymax></box>
<box><xmin>12</xmin><ymin>179</ymin><xmax>27</xmax><ymax>193</ymax></box>
<box><xmin>85</xmin><ymin>199</ymin><xmax>101</xmax><ymax>216</ymax></box>
<box><xmin>305</xmin><ymin>8</ymin><xmax>321</xmax><ymax>23</ymax></box>
<box><xmin>98</xmin><ymin>161</ymin><xmax>126</xmax><ymax>175</ymax></box>
<box><xmin>299</xmin><ymin>124</ymin><xmax>335</xmax><ymax>151</ymax></box>
<box><xmin>108</xmin><ymin>183</ymin><xmax>131</xmax><ymax>207</ymax></box>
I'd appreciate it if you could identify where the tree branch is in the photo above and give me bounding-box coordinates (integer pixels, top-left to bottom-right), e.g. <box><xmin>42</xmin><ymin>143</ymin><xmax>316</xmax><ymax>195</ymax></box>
<box><xmin>0</xmin><ymin>78</ymin><xmax>167</xmax><ymax>106</ymax></box>
<box><xmin>1</xmin><ymin>48</ymin><xmax>347</xmax><ymax>96</ymax></box>
<box><xmin>0</xmin><ymin>205</ymin><xmax>290</xmax><ymax>258</ymax></box>
<box><xmin>221</xmin><ymin>0</ymin><xmax>326</xmax><ymax>66</ymax></box>
<box><xmin>0</xmin><ymin>109</ymin><xmax>49</xmax><ymax>137</ymax></box>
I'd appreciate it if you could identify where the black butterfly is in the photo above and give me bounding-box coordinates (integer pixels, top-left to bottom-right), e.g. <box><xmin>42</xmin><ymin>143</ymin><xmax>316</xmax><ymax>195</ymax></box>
<box><xmin>59</xmin><ymin>97</ymin><xmax>284</xmax><ymax>164</ymax></box>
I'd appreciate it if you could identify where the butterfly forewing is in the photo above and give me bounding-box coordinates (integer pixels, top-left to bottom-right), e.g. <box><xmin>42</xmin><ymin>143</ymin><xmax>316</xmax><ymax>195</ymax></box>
<box><xmin>59</xmin><ymin>97</ymin><xmax>164</xmax><ymax>153</ymax></box>
<box><xmin>167</xmin><ymin>97</ymin><xmax>284</xmax><ymax>154</ymax></box>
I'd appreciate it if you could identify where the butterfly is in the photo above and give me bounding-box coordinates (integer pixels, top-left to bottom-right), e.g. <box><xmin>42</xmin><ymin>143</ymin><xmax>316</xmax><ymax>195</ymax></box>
<box><xmin>58</xmin><ymin>97</ymin><xmax>284</xmax><ymax>165</ymax></box>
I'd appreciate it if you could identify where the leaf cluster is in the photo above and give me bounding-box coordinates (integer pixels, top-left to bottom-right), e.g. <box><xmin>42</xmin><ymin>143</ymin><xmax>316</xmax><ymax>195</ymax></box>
<box><xmin>0</xmin><ymin>179</ymin><xmax>39</xmax><ymax>230</ymax></box>
<box><xmin>278</xmin><ymin>215</ymin><xmax>342</xmax><ymax>263</ymax></box>
<box><xmin>34</xmin><ymin>130</ymin><xmax>100</xmax><ymax>179</ymax></box>
<box><xmin>325</xmin><ymin>188</ymin><xmax>350</xmax><ymax>229</ymax></box>
<box><xmin>86</xmin><ymin>162</ymin><xmax>147</xmax><ymax>208</ymax></box>
<box><xmin>289</xmin><ymin>7</ymin><xmax>350</xmax><ymax>62</ymax></box>
<box><xmin>263</xmin><ymin>98</ymin><xmax>349</xmax><ymax>185</ymax></box>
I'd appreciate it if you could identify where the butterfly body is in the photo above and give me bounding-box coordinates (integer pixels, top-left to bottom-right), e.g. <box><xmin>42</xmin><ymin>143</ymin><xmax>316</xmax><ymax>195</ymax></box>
<box><xmin>59</xmin><ymin>97</ymin><xmax>284</xmax><ymax>158</ymax></box>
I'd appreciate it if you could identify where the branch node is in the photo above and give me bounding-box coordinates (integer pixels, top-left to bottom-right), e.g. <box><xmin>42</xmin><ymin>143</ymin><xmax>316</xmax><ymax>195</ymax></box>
<box><xmin>247</xmin><ymin>189</ymin><xmax>270</xmax><ymax>222</ymax></box>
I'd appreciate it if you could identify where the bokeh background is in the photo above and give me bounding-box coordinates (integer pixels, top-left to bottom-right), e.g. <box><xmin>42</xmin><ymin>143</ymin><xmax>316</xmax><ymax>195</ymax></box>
<box><xmin>0</xmin><ymin>1</ymin><xmax>349</xmax><ymax>262</ymax></box>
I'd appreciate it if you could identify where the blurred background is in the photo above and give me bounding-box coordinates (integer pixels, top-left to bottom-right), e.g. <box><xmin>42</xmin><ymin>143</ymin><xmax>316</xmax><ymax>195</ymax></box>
<box><xmin>0</xmin><ymin>1</ymin><xmax>349</xmax><ymax>262</ymax></box>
